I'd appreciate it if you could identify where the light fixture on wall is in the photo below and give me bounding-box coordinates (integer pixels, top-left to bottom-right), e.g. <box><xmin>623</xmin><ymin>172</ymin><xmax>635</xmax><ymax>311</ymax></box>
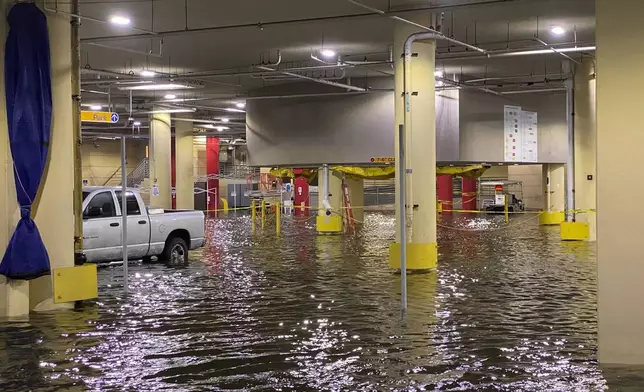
<box><xmin>550</xmin><ymin>26</ymin><xmax>565</xmax><ymax>35</ymax></box>
<box><xmin>109</xmin><ymin>15</ymin><xmax>131</xmax><ymax>26</ymax></box>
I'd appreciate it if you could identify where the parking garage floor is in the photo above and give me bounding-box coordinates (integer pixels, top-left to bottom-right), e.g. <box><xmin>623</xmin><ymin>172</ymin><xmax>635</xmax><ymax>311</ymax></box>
<box><xmin>0</xmin><ymin>213</ymin><xmax>634</xmax><ymax>391</ymax></box>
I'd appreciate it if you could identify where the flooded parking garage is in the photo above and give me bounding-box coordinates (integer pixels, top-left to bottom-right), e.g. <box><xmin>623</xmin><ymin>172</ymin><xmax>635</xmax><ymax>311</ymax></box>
<box><xmin>0</xmin><ymin>213</ymin><xmax>615</xmax><ymax>391</ymax></box>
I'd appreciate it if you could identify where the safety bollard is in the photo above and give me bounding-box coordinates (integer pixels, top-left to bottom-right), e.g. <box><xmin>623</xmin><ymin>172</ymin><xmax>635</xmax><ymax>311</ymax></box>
<box><xmin>276</xmin><ymin>202</ymin><xmax>281</xmax><ymax>235</ymax></box>
<box><xmin>251</xmin><ymin>199</ymin><xmax>256</xmax><ymax>233</ymax></box>
<box><xmin>504</xmin><ymin>194</ymin><xmax>509</xmax><ymax>224</ymax></box>
<box><xmin>261</xmin><ymin>200</ymin><xmax>266</xmax><ymax>228</ymax></box>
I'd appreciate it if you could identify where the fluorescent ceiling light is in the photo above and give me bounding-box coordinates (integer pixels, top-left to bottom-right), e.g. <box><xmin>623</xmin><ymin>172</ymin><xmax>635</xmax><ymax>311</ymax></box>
<box><xmin>118</xmin><ymin>83</ymin><xmax>197</xmax><ymax>91</ymax></box>
<box><xmin>147</xmin><ymin>108</ymin><xmax>196</xmax><ymax>114</ymax></box>
<box><xmin>140</xmin><ymin>70</ymin><xmax>156</xmax><ymax>77</ymax></box>
<box><xmin>235</xmin><ymin>102</ymin><xmax>246</xmax><ymax>109</ymax></box>
<box><xmin>226</xmin><ymin>108</ymin><xmax>245</xmax><ymax>113</ymax></box>
<box><xmin>499</xmin><ymin>46</ymin><xmax>595</xmax><ymax>57</ymax></box>
<box><xmin>221</xmin><ymin>118</ymin><xmax>230</xmax><ymax>123</ymax></box>
<box><xmin>320</xmin><ymin>49</ymin><xmax>336</xmax><ymax>58</ymax></box>
<box><xmin>89</xmin><ymin>105</ymin><xmax>102</xmax><ymax>111</ymax></box>
<box><xmin>133</xmin><ymin>121</ymin><xmax>142</xmax><ymax>126</ymax></box>
<box><xmin>215</xmin><ymin>126</ymin><xmax>229</xmax><ymax>132</ymax></box>
<box><xmin>164</xmin><ymin>94</ymin><xmax>177</xmax><ymax>99</ymax></box>
<box><xmin>550</xmin><ymin>26</ymin><xmax>565</xmax><ymax>35</ymax></box>
<box><xmin>110</xmin><ymin>15</ymin><xmax>131</xmax><ymax>26</ymax></box>
<box><xmin>434</xmin><ymin>70</ymin><xmax>444</xmax><ymax>77</ymax></box>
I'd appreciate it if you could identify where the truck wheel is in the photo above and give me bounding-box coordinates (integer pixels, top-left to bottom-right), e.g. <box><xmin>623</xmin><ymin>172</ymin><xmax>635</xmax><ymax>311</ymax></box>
<box><xmin>163</xmin><ymin>237</ymin><xmax>188</xmax><ymax>265</ymax></box>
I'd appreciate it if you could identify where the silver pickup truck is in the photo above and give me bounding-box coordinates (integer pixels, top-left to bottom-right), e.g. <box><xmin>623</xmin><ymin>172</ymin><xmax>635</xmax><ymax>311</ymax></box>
<box><xmin>82</xmin><ymin>187</ymin><xmax>205</xmax><ymax>264</ymax></box>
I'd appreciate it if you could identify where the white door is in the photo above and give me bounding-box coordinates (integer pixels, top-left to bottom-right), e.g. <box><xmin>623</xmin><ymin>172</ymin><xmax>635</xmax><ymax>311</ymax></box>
<box><xmin>115</xmin><ymin>190</ymin><xmax>150</xmax><ymax>259</ymax></box>
<box><xmin>83</xmin><ymin>191</ymin><xmax>122</xmax><ymax>262</ymax></box>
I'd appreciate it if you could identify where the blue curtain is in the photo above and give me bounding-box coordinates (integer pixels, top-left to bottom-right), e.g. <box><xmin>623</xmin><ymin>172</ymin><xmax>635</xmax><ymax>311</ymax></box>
<box><xmin>0</xmin><ymin>3</ymin><xmax>52</xmax><ymax>280</ymax></box>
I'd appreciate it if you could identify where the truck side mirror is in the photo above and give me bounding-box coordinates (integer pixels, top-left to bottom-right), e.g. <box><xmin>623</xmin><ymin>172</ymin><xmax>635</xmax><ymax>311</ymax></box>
<box><xmin>85</xmin><ymin>206</ymin><xmax>103</xmax><ymax>218</ymax></box>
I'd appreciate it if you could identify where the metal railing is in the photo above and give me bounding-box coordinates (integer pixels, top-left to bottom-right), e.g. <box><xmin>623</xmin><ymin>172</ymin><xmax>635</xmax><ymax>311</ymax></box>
<box><xmin>127</xmin><ymin>158</ymin><xmax>149</xmax><ymax>188</ymax></box>
<box><xmin>364</xmin><ymin>180</ymin><xmax>395</xmax><ymax>206</ymax></box>
<box><xmin>219</xmin><ymin>163</ymin><xmax>259</xmax><ymax>179</ymax></box>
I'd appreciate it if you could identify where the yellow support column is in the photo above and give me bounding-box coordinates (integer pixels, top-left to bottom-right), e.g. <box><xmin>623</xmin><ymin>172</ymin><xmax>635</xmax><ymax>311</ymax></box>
<box><xmin>261</xmin><ymin>199</ymin><xmax>266</xmax><ymax>228</ymax></box>
<box><xmin>149</xmin><ymin>111</ymin><xmax>172</xmax><ymax>209</ymax></box>
<box><xmin>389</xmin><ymin>16</ymin><xmax>438</xmax><ymax>270</ymax></box>
<box><xmin>573</xmin><ymin>59</ymin><xmax>597</xmax><ymax>241</ymax></box>
<box><xmin>174</xmin><ymin>118</ymin><xmax>194</xmax><ymax>210</ymax></box>
<box><xmin>251</xmin><ymin>200</ymin><xmax>256</xmax><ymax>233</ymax></box>
<box><xmin>540</xmin><ymin>163</ymin><xmax>566</xmax><ymax>225</ymax></box>
<box><xmin>275</xmin><ymin>202</ymin><xmax>281</xmax><ymax>235</ymax></box>
<box><xmin>316</xmin><ymin>166</ymin><xmax>343</xmax><ymax>234</ymax></box>
<box><xmin>346</xmin><ymin>177</ymin><xmax>365</xmax><ymax>224</ymax></box>
<box><xmin>596</xmin><ymin>0</ymin><xmax>644</xmax><ymax>365</ymax></box>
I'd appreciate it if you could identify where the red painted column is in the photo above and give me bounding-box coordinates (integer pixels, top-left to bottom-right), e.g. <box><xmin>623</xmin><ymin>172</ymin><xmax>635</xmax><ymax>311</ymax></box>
<box><xmin>437</xmin><ymin>175</ymin><xmax>453</xmax><ymax>214</ymax></box>
<box><xmin>462</xmin><ymin>177</ymin><xmax>478</xmax><ymax>211</ymax></box>
<box><xmin>171</xmin><ymin>137</ymin><xmax>176</xmax><ymax>209</ymax></box>
<box><xmin>206</xmin><ymin>137</ymin><xmax>220</xmax><ymax>212</ymax></box>
<box><xmin>294</xmin><ymin>173</ymin><xmax>309</xmax><ymax>216</ymax></box>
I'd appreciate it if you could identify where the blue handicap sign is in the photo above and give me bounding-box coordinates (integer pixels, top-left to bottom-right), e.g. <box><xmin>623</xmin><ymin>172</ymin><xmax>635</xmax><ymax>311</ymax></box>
<box><xmin>111</xmin><ymin>112</ymin><xmax>119</xmax><ymax>123</ymax></box>
<box><xmin>285</xmin><ymin>183</ymin><xmax>292</xmax><ymax>193</ymax></box>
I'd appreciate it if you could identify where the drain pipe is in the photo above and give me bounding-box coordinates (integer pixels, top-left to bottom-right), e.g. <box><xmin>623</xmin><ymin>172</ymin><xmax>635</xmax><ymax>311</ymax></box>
<box><xmin>565</xmin><ymin>78</ymin><xmax>576</xmax><ymax>222</ymax></box>
<box><xmin>321</xmin><ymin>164</ymin><xmax>332</xmax><ymax>214</ymax></box>
<box><xmin>71</xmin><ymin>0</ymin><xmax>85</xmax><ymax>264</ymax></box>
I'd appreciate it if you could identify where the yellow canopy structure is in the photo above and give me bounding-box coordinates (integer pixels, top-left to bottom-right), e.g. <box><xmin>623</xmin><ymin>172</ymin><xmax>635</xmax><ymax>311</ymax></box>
<box><xmin>271</xmin><ymin>164</ymin><xmax>489</xmax><ymax>181</ymax></box>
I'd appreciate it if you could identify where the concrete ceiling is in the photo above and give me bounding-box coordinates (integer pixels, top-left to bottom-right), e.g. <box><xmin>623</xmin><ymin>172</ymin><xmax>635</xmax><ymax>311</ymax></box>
<box><xmin>69</xmin><ymin>0</ymin><xmax>595</xmax><ymax>134</ymax></box>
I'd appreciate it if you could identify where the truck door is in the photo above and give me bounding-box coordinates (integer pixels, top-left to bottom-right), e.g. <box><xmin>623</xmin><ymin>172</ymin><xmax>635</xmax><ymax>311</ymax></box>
<box><xmin>83</xmin><ymin>191</ymin><xmax>122</xmax><ymax>262</ymax></box>
<box><xmin>115</xmin><ymin>191</ymin><xmax>150</xmax><ymax>259</ymax></box>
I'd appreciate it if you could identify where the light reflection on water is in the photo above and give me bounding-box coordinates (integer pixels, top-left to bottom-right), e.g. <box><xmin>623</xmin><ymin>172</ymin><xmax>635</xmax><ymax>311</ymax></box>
<box><xmin>0</xmin><ymin>212</ymin><xmax>638</xmax><ymax>390</ymax></box>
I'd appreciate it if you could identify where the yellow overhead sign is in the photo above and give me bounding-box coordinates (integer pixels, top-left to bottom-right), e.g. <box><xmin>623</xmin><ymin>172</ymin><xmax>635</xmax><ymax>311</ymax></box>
<box><xmin>81</xmin><ymin>111</ymin><xmax>120</xmax><ymax>123</ymax></box>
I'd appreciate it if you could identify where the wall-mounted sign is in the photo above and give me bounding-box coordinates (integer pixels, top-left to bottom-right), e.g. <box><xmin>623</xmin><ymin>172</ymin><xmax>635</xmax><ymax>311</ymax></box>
<box><xmin>370</xmin><ymin>157</ymin><xmax>395</xmax><ymax>163</ymax></box>
<box><xmin>504</xmin><ymin>105</ymin><xmax>538</xmax><ymax>163</ymax></box>
<box><xmin>81</xmin><ymin>111</ymin><xmax>120</xmax><ymax>123</ymax></box>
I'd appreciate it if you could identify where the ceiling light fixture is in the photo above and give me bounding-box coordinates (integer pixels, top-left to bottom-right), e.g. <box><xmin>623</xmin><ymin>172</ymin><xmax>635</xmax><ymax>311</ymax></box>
<box><xmin>225</xmin><ymin>108</ymin><xmax>245</xmax><ymax>113</ymax></box>
<box><xmin>118</xmin><ymin>83</ymin><xmax>196</xmax><ymax>91</ymax></box>
<box><xmin>434</xmin><ymin>70</ymin><xmax>444</xmax><ymax>77</ymax></box>
<box><xmin>109</xmin><ymin>15</ymin><xmax>131</xmax><ymax>26</ymax></box>
<box><xmin>164</xmin><ymin>94</ymin><xmax>177</xmax><ymax>100</ymax></box>
<box><xmin>89</xmin><ymin>105</ymin><xmax>102</xmax><ymax>111</ymax></box>
<box><xmin>215</xmin><ymin>126</ymin><xmax>229</xmax><ymax>132</ymax></box>
<box><xmin>320</xmin><ymin>49</ymin><xmax>336</xmax><ymax>58</ymax></box>
<box><xmin>235</xmin><ymin>102</ymin><xmax>246</xmax><ymax>109</ymax></box>
<box><xmin>140</xmin><ymin>70</ymin><xmax>156</xmax><ymax>78</ymax></box>
<box><xmin>133</xmin><ymin>121</ymin><xmax>142</xmax><ymax>126</ymax></box>
<box><xmin>221</xmin><ymin>118</ymin><xmax>230</xmax><ymax>123</ymax></box>
<box><xmin>550</xmin><ymin>26</ymin><xmax>565</xmax><ymax>35</ymax></box>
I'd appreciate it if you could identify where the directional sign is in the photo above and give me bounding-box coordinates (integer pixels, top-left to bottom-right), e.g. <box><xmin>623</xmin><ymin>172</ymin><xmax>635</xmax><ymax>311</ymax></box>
<box><xmin>81</xmin><ymin>111</ymin><xmax>120</xmax><ymax>123</ymax></box>
<box><xmin>370</xmin><ymin>157</ymin><xmax>395</xmax><ymax>163</ymax></box>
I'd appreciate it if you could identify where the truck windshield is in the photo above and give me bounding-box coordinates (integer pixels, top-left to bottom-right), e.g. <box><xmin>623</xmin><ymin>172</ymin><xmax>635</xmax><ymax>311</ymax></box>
<box><xmin>82</xmin><ymin>191</ymin><xmax>90</xmax><ymax>201</ymax></box>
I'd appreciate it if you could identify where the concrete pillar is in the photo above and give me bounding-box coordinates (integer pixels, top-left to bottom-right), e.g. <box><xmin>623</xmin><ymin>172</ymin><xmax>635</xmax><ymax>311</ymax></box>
<box><xmin>462</xmin><ymin>177</ymin><xmax>477</xmax><ymax>211</ymax></box>
<box><xmin>437</xmin><ymin>175</ymin><xmax>453</xmax><ymax>214</ymax></box>
<box><xmin>174</xmin><ymin>119</ymin><xmax>194</xmax><ymax>210</ymax></box>
<box><xmin>206</xmin><ymin>137</ymin><xmax>219</xmax><ymax>211</ymax></box>
<box><xmin>294</xmin><ymin>175</ymin><xmax>309</xmax><ymax>216</ymax></box>
<box><xmin>1</xmin><ymin>2</ymin><xmax>76</xmax><ymax>316</ymax></box>
<box><xmin>540</xmin><ymin>163</ymin><xmax>566</xmax><ymax>225</ymax></box>
<box><xmin>574</xmin><ymin>59</ymin><xmax>597</xmax><ymax>241</ymax></box>
<box><xmin>596</xmin><ymin>0</ymin><xmax>644</xmax><ymax>365</ymax></box>
<box><xmin>149</xmin><ymin>111</ymin><xmax>172</xmax><ymax>208</ymax></box>
<box><xmin>390</xmin><ymin>15</ymin><xmax>437</xmax><ymax>270</ymax></box>
<box><xmin>346</xmin><ymin>177</ymin><xmax>365</xmax><ymax>223</ymax></box>
<box><xmin>316</xmin><ymin>167</ymin><xmax>343</xmax><ymax>233</ymax></box>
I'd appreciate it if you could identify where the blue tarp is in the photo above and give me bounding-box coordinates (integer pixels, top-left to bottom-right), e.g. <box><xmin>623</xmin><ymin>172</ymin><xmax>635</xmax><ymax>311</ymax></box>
<box><xmin>0</xmin><ymin>3</ymin><xmax>52</xmax><ymax>280</ymax></box>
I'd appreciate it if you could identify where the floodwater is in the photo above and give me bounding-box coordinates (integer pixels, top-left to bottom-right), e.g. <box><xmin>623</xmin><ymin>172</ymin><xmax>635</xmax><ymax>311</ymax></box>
<box><xmin>0</xmin><ymin>212</ymin><xmax>641</xmax><ymax>391</ymax></box>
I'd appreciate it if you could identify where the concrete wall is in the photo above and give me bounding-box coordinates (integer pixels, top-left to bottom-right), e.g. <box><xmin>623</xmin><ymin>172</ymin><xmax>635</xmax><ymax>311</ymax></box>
<box><xmin>508</xmin><ymin>164</ymin><xmax>544</xmax><ymax>210</ymax></box>
<box><xmin>459</xmin><ymin>90</ymin><xmax>567</xmax><ymax>163</ymax></box>
<box><xmin>81</xmin><ymin>139</ymin><xmax>147</xmax><ymax>186</ymax></box>
<box><xmin>246</xmin><ymin>79</ymin><xmax>460</xmax><ymax>166</ymax></box>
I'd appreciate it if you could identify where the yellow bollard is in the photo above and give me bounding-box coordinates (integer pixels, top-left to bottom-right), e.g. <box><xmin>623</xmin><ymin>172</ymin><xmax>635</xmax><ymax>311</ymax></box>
<box><xmin>261</xmin><ymin>199</ymin><xmax>266</xmax><ymax>228</ymax></box>
<box><xmin>251</xmin><ymin>199</ymin><xmax>256</xmax><ymax>232</ymax></box>
<box><xmin>276</xmin><ymin>202</ymin><xmax>281</xmax><ymax>235</ymax></box>
<box><xmin>504</xmin><ymin>194</ymin><xmax>509</xmax><ymax>224</ymax></box>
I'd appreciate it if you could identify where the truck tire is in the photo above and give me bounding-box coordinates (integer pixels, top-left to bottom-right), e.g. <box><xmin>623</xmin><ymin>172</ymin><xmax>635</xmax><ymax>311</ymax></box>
<box><xmin>162</xmin><ymin>237</ymin><xmax>188</xmax><ymax>265</ymax></box>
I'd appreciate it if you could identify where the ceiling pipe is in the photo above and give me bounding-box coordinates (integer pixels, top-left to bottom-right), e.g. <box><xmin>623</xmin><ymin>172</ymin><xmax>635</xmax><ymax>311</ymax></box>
<box><xmin>84</xmin><ymin>39</ymin><xmax>164</xmax><ymax>58</ymax></box>
<box><xmin>437</xmin><ymin>77</ymin><xmax>500</xmax><ymax>96</ymax></box>
<box><xmin>256</xmin><ymin>65</ymin><xmax>367</xmax><ymax>92</ymax></box>
<box><xmin>463</xmin><ymin>73</ymin><xmax>567</xmax><ymax>84</ymax></box>
<box><xmin>498</xmin><ymin>88</ymin><xmax>566</xmax><ymax>95</ymax></box>
<box><xmin>81</xmin><ymin>0</ymin><xmax>523</xmax><ymax>43</ymax></box>
<box><xmin>532</xmin><ymin>37</ymin><xmax>582</xmax><ymax>65</ymax></box>
<box><xmin>346</xmin><ymin>0</ymin><xmax>487</xmax><ymax>54</ymax></box>
<box><xmin>438</xmin><ymin>45</ymin><xmax>595</xmax><ymax>61</ymax></box>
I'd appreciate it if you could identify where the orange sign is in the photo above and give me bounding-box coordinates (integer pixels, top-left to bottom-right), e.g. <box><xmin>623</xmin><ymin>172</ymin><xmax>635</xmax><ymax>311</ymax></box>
<box><xmin>495</xmin><ymin>185</ymin><xmax>504</xmax><ymax>191</ymax></box>
<box><xmin>370</xmin><ymin>157</ymin><xmax>395</xmax><ymax>163</ymax></box>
